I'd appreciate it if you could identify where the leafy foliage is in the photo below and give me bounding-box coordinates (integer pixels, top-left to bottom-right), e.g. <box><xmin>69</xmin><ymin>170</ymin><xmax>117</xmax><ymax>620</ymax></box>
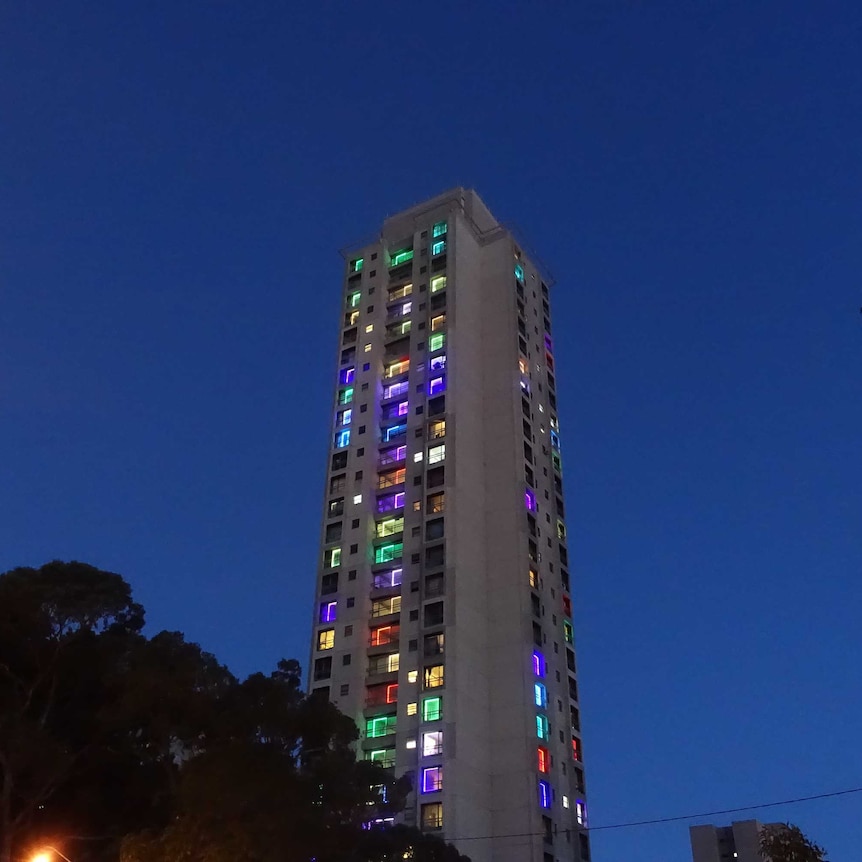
<box><xmin>760</xmin><ymin>823</ymin><xmax>828</xmax><ymax>862</ymax></box>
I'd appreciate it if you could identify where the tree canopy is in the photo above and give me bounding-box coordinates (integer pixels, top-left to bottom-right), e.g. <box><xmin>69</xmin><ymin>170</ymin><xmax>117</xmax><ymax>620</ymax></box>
<box><xmin>0</xmin><ymin>561</ymin><xmax>467</xmax><ymax>862</ymax></box>
<box><xmin>760</xmin><ymin>823</ymin><xmax>828</xmax><ymax>862</ymax></box>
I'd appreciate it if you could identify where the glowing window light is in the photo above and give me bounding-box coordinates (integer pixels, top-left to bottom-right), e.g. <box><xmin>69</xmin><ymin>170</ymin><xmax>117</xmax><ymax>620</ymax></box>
<box><xmin>538</xmin><ymin>780</ymin><xmax>552</xmax><ymax>809</ymax></box>
<box><xmin>432</xmin><ymin>221</ymin><xmax>447</xmax><ymax>237</ymax></box>
<box><xmin>536</xmin><ymin>714</ymin><xmax>549</xmax><ymax>740</ymax></box>
<box><xmin>431</xmin><ymin>240</ymin><xmax>446</xmax><ymax>256</ymax></box>
<box><xmin>534</xmin><ymin>683</ymin><xmax>548</xmax><ymax>708</ymax></box>
<box><xmin>532</xmin><ymin>650</ymin><xmax>546</xmax><ymax>677</ymax></box>
<box><xmin>525</xmin><ymin>488</ymin><xmax>537</xmax><ymax>512</ymax></box>
<box><xmin>421</xmin><ymin>766</ymin><xmax>443</xmax><ymax>793</ymax></box>
<box><xmin>538</xmin><ymin>746</ymin><xmax>550</xmax><ymax>773</ymax></box>
<box><xmin>319</xmin><ymin>601</ymin><xmax>337</xmax><ymax>623</ymax></box>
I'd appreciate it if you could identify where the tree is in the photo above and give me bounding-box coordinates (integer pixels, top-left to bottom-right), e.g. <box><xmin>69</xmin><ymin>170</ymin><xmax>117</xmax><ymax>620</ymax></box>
<box><xmin>760</xmin><ymin>823</ymin><xmax>828</xmax><ymax>862</ymax></box>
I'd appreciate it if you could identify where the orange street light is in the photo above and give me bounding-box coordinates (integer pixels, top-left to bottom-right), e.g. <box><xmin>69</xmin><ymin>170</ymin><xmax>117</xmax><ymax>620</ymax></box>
<box><xmin>31</xmin><ymin>847</ymin><xmax>73</xmax><ymax>862</ymax></box>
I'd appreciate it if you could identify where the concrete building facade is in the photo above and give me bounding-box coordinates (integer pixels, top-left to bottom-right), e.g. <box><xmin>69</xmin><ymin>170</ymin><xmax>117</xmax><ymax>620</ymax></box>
<box><xmin>307</xmin><ymin>188</ymin><xmax>588</xmax><ymax>862</ymax></box>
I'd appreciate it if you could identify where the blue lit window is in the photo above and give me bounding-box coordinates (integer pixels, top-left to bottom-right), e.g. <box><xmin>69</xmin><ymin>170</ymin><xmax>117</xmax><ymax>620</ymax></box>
<box><xmin>431</xmin><ymin>240</ymin><xmax>446</xmax><ymax>256</ymax></box>
<box><xmin>536</xmin><ymin>714</ymin><xmax>549</xmax><ymax>740</ymax></box>
<box><xmin>515</xmin><ymin>263</ymin><xmax>525</xmax><ymax>284</ymax></box>
<box><xmin>532</xmin><ymin>650</ymin><xmax>546</xmax><ymax>677</ymax></box>
<box><xmin>432</xmin><ymin>221</ymin><xmax>447</xmax><ymax>237</ymax></box>
<box><xmin>428</xmin><ymin>376</ymin><xmax>446</xmax><ymax>396</ymax></box>
<box><xmin>337</xmin><ymin>408</ymin><xmax>352</xmax><ymax>426</ymax></box>
<box><xmin>534</xmin><ymin>683</ymin><xmax>548</xmax><ymax>708</ymax></box>
<box><xmin>383</xmin><ymin>423</ymin><xmax>407</xmax><ymax>442</ymax></box>
<box><xmin>340</xmin><ymin>366</ymin><xmax>355</xmax><ymax>385</ymax></box>
<box><xmin>319</xmin><ymin>601</ymin><xmax>337</xmax><ymax>623</ymax></box>
<box><xmin>335</xmin><ymin>429</ymin><xmax>351</xmax><ymax>448</ymax></box>
<box><xmin>550</xmin><ymin>430</ymin><xmax>561</xmax><ymax>451</ymax></box>
<box><xmin>429</xmin><ymin>355</ymin><xmax>447</xmax><ymax>372</ymax></box>
<box><xmin>538</xmin><ymin>780</ymin><xmax>552</xmax><ymax>809</ymax></box>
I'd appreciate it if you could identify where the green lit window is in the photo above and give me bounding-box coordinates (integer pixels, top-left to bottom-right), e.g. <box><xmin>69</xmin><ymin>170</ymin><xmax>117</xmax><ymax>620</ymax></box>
<box><xmin>536</xmin><ymin>714</ymin><xmax>550</xmax><ymax>740</ymax></box>
<box><xmin>429</xmin><ymin>333</ymin><xmax>445</xmax><ymax>352</ymax></box>
<box><xmin>430</xmin><ymin>275</ymin><xmax>447</xmax><ymax>293</ymax></box>
<box><xmin>366</xmin><ymin>715</ymin><xmax>397</xmax><ymax>738</ymax></box>
<box><xmin>349</xmin><ymin>292</ymin><xmax>361</xmax><ymax>309</ymax></box>
<box><xmin>374</xmin><ymin>543</ymin><xmax>403</xmax><ymax>564</ymax></box>
<box><xmin>368</xmin><ymin>747</ymin><xmax>396</xmax><ymax>768</ymax></box>
<box><xmin>432</xmin><ymin>221</ymin><xmax>447</xmax><ymax>237</ymax></box>
<box><xmin>557</xmin><ymin>520</ymin><xmax>567</xmax><ymax>540</ymax></box>
<box><xmin>563</xmin><ymin>621</ymin><xmax>574</xmax><ymax>644</ymax></box>
<box><xmin>552</xmin><ymin>452</ymin><xmax>562</xmax><ymax>473</ymax></box>
<box><xmin>431</xmin><ymin>240</ymin><xmax>446</xmax><ymax>256</ymax></box>
<box><xmin>515</xmin><ymin>263</ymin><xmax>525</xmax><ymax>283</ymax></box>
<box><xmin>352</xmin><ymin>257</ymin><xmax>364</xmax><ymax>273</ymax></box>
<box><xmin>327</xmin><ymin>548</ymin><xmax>341</xmax><ymax>567</ymax></box>
<box><xmin>423</xmin><ymin>696</ymin><xmax>442</xmax><ymax>721</ymax></box>
<box><xmin>375</xmin><ymin>517</ymin><xmax>404</xmax><ymax>538</ymax></box>
<box><xmin>390</xmin><ymin>248</ymin><xmax>414</xmax><ymax>267</ymax></box>
<box><xmin>338</xmin><ymin>387</ymin><xmax>354</xmax><ymax>405</ymax></box>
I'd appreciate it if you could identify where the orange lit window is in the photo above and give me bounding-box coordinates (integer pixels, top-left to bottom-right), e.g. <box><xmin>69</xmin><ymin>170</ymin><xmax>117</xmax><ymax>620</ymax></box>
<box><xmin>371</xmin><ymin>624</ymin><xmax>400</xmax><ymax>646</ymax></box>
<box><xmin>538</xmin><ymin>746</ymin><xmax>550</xmax><ymax>773</ymax></box>
<box><xmin>386</xmin><ymin>683</ymin><xmax>399</xmax><ymax>703</ymax></box>
<box><xmin>529</xmin><ymin>567</ymin><xmax>539</xmax><ymax>588</ymax></box>
<box><xmin>572</xmin><ymin>737</ymin><xmax>582</xmax><ymax>761</ymax></box>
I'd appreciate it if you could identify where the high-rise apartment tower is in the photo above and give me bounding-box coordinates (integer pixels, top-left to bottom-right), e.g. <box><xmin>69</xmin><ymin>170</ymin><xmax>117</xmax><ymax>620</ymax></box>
<box><xmin>308</xmin><ymin>189</ymin><xmax>588</xmax><ymax>862</ymax></box>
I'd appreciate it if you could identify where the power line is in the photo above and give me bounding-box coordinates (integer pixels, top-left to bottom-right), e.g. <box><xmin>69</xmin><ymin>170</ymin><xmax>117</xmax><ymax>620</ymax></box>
<box><xmin>446</xmin><ymin>785</ymin><xmax>862</xmax><ymax>842</ymax></box>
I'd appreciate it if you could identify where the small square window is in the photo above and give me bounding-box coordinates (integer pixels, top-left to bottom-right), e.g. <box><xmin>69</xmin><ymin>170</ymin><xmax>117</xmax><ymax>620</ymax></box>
<box><xmin>416</xmin><ymin>406</ymin><xmax>424</xmax><ymax>415</ymax></box>
<box><xmin>360</xmin><ymin>404</ymin><xmax>367</xmax><ymax>413</ymax></box>
<box><xmin>410</xmin><ymin>609</ymin><xmax>419</xmax><ymax>621</ymax></box>
<box><xmin>352</xmin><ymin>519</ymin><xmax>360</xmax><ymax>528</ymax></box>
<box><xmin>340</xmin><ymin>684</ymin><xmax>349</xmax><ymax>696</ymax></box>
<box><xmin>359</xmin><ymin>425</ymin><xmax>366</xmax><ymax>434</ymax></box>
<box><xmin>347</xmin><ymin>597</ymin><xmax>355</xmax><ymax>608</ymax></box>
<box><xmin>371</xmin><ymin>253</ymin><xmax>378</xmax><ymax>260</ymax></box>
<box><xmin>370</xmin><ymin>270</ymin><xmax>376</xmax><ymax>277</ymax></box>
<box><xmin>357</xmin><ymin>447</ymin><xmax>364</xmax><ymax>456</ymax></box>
<box><xmin>364</xmin><ymin>344</ymin><xmax>372</xmax><ymax>353</ymax></box>
<box><xmin>353</xmin><ymin>494</ymin><xmax>362</xmax><ymax>504</ymax></box>
<box><xmin>363</xmin><ymin>363</ymin><xmax>370</xmax><ymax>371</ymax></box>
<box><xmin>343</xmin><ymin>654</ymin><xmax>352</xmax><ymax>665</ymax></box>
<box><xmin>355</xmin><ymin>470</ymin><xmax>363</xmax><ymax>480</ymax></box>
<box><xmin>350</xmin><ymin>544</ymin><xmax>358</xmax><ymax>554</ymax></box>
<box><xmin>368</xmin><ymin>305</ymin><xmax>374</xmax><ymax>312</ymax></box>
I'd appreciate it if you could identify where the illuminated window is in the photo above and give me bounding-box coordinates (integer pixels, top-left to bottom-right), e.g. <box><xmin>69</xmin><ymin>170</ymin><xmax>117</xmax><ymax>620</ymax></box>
<box><xmin>563</xmin><ymin>621</ymin><xmax>573</xmax><ymax>644</ymax></box>
<box><xmin>370</xmin><ymin>596</ymin><xmax>402</xmax><ymax>617</ymax></box>
<box><xmin>557</xmin><ymin>520</ymin><xmax>567</xmax><ymax>540</ymax></box>
<box><xmin>407</xmin><ymin>702</ymin><xmax>418</xmax><ymax>716</ymax></box>
<box><xmin>430</xmin><ymin>314</ymin><xmax>446</xmax><ymax>332</ymax></box>
<box><xmin>388</xmin><ymin>283</ymin><xmax>413</xmax><ymax>301</ymax></box>
<box><xmin>562</xmin><ymin>795</ymin><xmax>570</xmax><ymax>809</ymax></box>
<box><xmin>429</xmin><ymin>333</ymin><xmax>445</xmax><ymax>352</ymax></box>
<box><xmin>378</xmin><ymin>468</ymin><xmax>406</xmax><ymax>489</ymax></box>
<box><xmin>413</xmin><ymin>452</ymin><xmax>424</xmax><ymax>463</ymax></box>
<box><xmin>317</xmin><ymin>629</ymin><xmax>335</xmax><ymax>650</ymax></box>
<box><xmin>390</xmin><ymin>248</ymin><xmax>414</xmax><ymax>267</ymax></box>
<box><xmin>431</xmin><ymin>240</ymin><xmax>446</xmax><ymax>256</ymax></box>
<box><xmin>576</xmin><ymin>800</ymin><xmax>587</xmax><ymax>826</ymax></box>
<box><xmin>340</xmin><ymin>366</ymin><xmax>355</xmax><ymax>385</ymax></box>
<box><xmin>346</xmin><ymin>310</ymin><xmax>360</xmax><ymax>326</ymax></box>
<box><xmin>430</xmin><ymin>275</ymin><xmax>447</xmax><ymax>293</ymax></box>
<box><xmin>366</xmin><ymin>715</ymin><xmax>397</xmax><ymax>738</ymax></box>
<box><xmin>428</xmin><ymin>444</ymin><xmax>445</xmax><ymax>465</ymax></box>
<box><xmin>428</xmin><ymin>419</ymin><xmax>446</xmax><ymax>439</ymax></box>
<box><xmin>571</xmin><ymin>737</ymin><xmax>582</xmax><ymax>761</ymax></box>
<box><xmin>382</xmin><ymin>423</ymin><xmax>407</xmax><ymax>442</ymax></box>
<box><xmin>327</xmin><ymin>548</ymin><xmax>341</xmax><ymax>567</ymax></box>
<box><xmin>367</xmin><ymin>748</ymin><xmax>395</xmax><ymax>768</ymax></box>
<box><xmin>349</xmin><ymin>292</ymin><xmax>361</xmax><ymax>308</ymax></box>
<box><xmin>383</xmin><ymin>380</ymin><xmax>410</xmax><ymax>399</ymax></box>
<box><xmin>338</xmin><ymin>387</ymin><xmax>354</xmax><ymax>405</ymax></box>
<box><xmin>421</xmin><ymin>802</ymin><xmax>443</xmax><ymax>829</ymax></box>
<box><xmin>422</xmin><ymin>697</ymin><xmax>442</xmax><ymax>721</ymax></box>
<box><xmin>364</xmin><ymin>323</ymin><xmax>373</xmax><ymax>334</ymax></box>
<box><xmin>424</xmin><ymin>665</ymin><xmax>444</xmax><ymax>689</ymax></box>
<box><xmin>422</xmin><ymin>731</ymin><xmax>443</xmax><ymax>756</ymax></box>
<box><xmin>320</xmin><ymin>601</ymin><xmax>337</xmax><ymax>623</ymax></box>
<box><xmin>372</xmin><ymin>568</ymin><xmax>403</xmax><ymax>589</ymax></box>
<box><xmin>370</xmin><ymin>625</ymin><xmax>399</xmax><ymax>646</ymax></box>
<box><xmin>352</xmin><ymin>258</ymin><xmax>364</xmax><ymax>273</ymax></box>
<box><xmin>368</xmin><ymin>653</ymin><xmax>400</xmax><ymax>674</ymax></box>
<box><xmin>364</xmin><ymin>343</ymin><xmax>372</xmax><ymax>353</ymax></box>
<box><xmin>421</xmin><ymin>766</ymin><xmax>443</xmax><ymax>793</ymax></box>
<box><xmin>375</xmin><ymin>517</ymin><xmax>404</xmax><ymax>538</ymax></box>
<box><xmin>532</xmin><ymin>650</ymin><xmax>546</xmax><ymax>677</ymax></box>
<box><xmin>407</xmin><ymin>670</ymin><xmax>418</xmax><ymax>683</ymax></box>
<box><xmin>538</xmin><ymin>746</ymin><xmax>550</xmax><ymax>773</ymax></box>
<box><xmin>428</xmin><ymin>376</ymin><xmax>446</xmax><ymax>395</ymax></box>
<box><xmin>534</xmin><ymin>683</ymin><xmax>548</xmax><ymax>708</ymax></box>
<box><xmin>430</xmin><ymin>355</ymin><xmax>446</xmax><ymax>373</ymax></box>
<box><xmin>519</xmin><ymin>356</ymin><xmax>529</xmax><ymax>375</ymax></box>
<box><xmin>529</xmin><ymin>567</ymin><xmax>539</xmax><ymax>588</ymax></box>
<box><xmin>536</xmin><ymin>714</ymin><xmax>550</xmax><ymax>740</ymax></box>
<box><xmin>334</xmin><ymin>429</ymin><xmax>350</xmax><ymax>448</ymax></box>
<box><xmin>525</xmin><ymin>488</ymin><xmax>537</xmax><ymax>512</ymax></box>
<box><xmin>550</xmin><ymin>429</ymin><xmax>561</xmax><ymax>451</ymax></box>
<box><xmin>377</xmin><ymin>492</ymin><xmax>406</xmax><ymax>512</ymax></box>
<box><xmin>538</xmin><ymin>780</ymin><xmax>551</xmax><ymax>809</ymax></box>
<box><xmin>337</xmin><ymin>408</ymin><xmax>352</xmax><ymax>426</ymax></box>
<box><xmin>432</xmin><ymin>221</ymin><xmax>447</xmax><ymax>237</ymax></box>
<box><xmin>386</xmin><ymin>683</ymin><xmax>398</xmax><ymax>703</ymax></box>
<box><xmin>385</xmin><ymin>359</ymin><xmax>410</xmax><ymax>378</ymax></box>
<box><xmin>406</xmin><ymin>739</ymin><xmax>417</xmax><ymax>749</ymax></box>
<box><xmin>353</xmin><ymin>493</ymin><xmax>362</xmax><ymax>504</ymax></box>
<box><xmin>427</xmin><ymin>492</ymin><xmax>445</xmax><ymax>514</ymax></box>
<box><xmin>515</xmin><ymin>263</ymin><xmax>525</xmax><ymax>284</ymax></box>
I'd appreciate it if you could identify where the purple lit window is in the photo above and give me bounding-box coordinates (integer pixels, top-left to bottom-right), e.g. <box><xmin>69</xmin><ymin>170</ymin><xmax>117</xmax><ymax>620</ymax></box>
<box><xmin>544</xmin><ymin>334</ymin><xmax>553</xmax><ymax>352</ymax></box>
<box><xmin>430</xmin><ymin>355</ymin><xmax>447</xmax><ymax>372</ymax></box>
<box><xmin>377</xmin><ymin>492</ymin><xmax>406</xmax><ymax>513</ymax></box>
<box><xmin>319</xmin><ymin>601</ymin><xmax>337</xmax><ymax>623</ymax></box>
<box><xmin>532</xmin><ymin>649</ymin><xmax>546</xmax><ymax>678</ymax></box>
<box><xmin>428</xmin><ymin>376</ymin><xmax>446</xmax><ymax>396</ymax></box>
<box><xmin>373</xmin><ymin>568</ymin><xmax>403</xmax><ymax>589</ymax></box>
<box><xmin>397</xmin><ymin>401</ymin><xmax>409</xmax><ymax>417</ymax></box>
<box><xmin>538</xmin><ymin>780</ymin><xmax>551</xmax><ymax>809</ymax></box>
<box><xmin>340</xmin><ymin>367</ymin><xmax>355</xmax><ymax>385</ymax></box>
<box><xmin>525</xmin><ymin>488</ymin><xmax>537</xmax><ymax>512</ymax></box>
<box><xmin>421</xmin><ymin>766</ymin><xmax>443</xmax><ymax>793</ymax></box>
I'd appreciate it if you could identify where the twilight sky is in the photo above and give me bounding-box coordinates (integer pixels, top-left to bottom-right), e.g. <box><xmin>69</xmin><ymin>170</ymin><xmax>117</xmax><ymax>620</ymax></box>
<box><xmin>2</xmin><ymin>2</ymin><xmax>861</xmax><ymax>860</ymax></box>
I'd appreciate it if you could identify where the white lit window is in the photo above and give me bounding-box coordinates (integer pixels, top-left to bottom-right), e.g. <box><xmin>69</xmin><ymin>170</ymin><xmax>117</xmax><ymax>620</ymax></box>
<box><xmin>406</xmin><ymin>739</ymin><xmax>417</xmax><ymax>749</ymax></box>
<box><xmin>562</xmin><ymin>795</ymin><xmax>570</xmax><ymax>809</ymax></box>
<box><xmin>364</xmin><ymin>344</ymin><xmax>372</xmax><ymax>353</ymax></box>
<box><xmin>365</xmin><ymin>324</ymin><xmax>374</xmax><ymax>333</ymax></box>
<box><xmin>414</xmin><ymin>452</ymin><xmax>423</xmax><ymax>462</ymax></box>
<box><xmin>353</xmin><ymin>494</ymin><xmax>362</xmax><ymax>504</ymax></box>
<box><xmin>422</xmin><ymin>731</ymin><xmax>443</xmax><ymax>756</ymax></box>
<box><xmin>407</xmin><ymin>670</ymin><xmax>418</xmax><ymax>683</ymax></box>
<box><xmin>428</xmin><ymin>444</ymin><xmax>445</xmax><ymax>465</ymax></box>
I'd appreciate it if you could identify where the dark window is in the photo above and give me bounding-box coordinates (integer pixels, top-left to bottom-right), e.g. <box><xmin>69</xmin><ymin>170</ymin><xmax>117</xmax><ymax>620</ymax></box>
<box><xmin>424</xmin><ymin>632</ymin><xmax>444</xmax><ymax>656</ymax></box>
<box><xmin>332</xmin><ymin>452</ymin><xmax>348</xmax><ymax>470</ymax></box>
<box><xmin>321</xmin><ymin>573</ymin><xmax>338</xmax><ymax>595</ymax></box>
<box><xmin>566</xmin><ymin>648</ymin><xmax>576</xmax><ymax>672</ymax></box>
<box><xmin>579</xmin><ymin>834</ymin><xmax>590</xmax><ymax>861</ymax></box>
<box><xmin>329</xmin><ymin>497</ymin><xmax>344</xmax><ymax>517</ymax></box>
<box><xmin>425</xmin><ymin>518</ymin><xmax>444</xmax><ymax>540</ymax></box>
<box><xmin>349</xmin><ymin>543</ymin><xmax>358</xmax><ymax>554</ymax></box>
<box><xmin>346</xmin><ymin>597</ymin><xmax>355</xmax><ymax>608</ymax></box>
<box><xmin>425</xmin><ymin>573</ymin><xmax>444</xmax><ymax>596</ymax></box>
<box><xmin>428</xmin><ymin>395</ymin><xmax>445</xmax><ymax>417</ymax></box>
<box><xmin>352</xmin><ymin>519</ymin><xmax>360</xmax><ymax>528</ymax></box>
<box><xmin>340</xmin><ymin>684</ymin><xmax>349</xmax><ymax>696</ymax></box>
<box><xmin>313</xmin><ymin>657</ymin><xmax>332</xmax><ymax>680</ymax></box>
<box><xmin>532</xmin><ymin>622</ymin><xmax>543</xmax><ymax>646</ymax></box>
<box><xmin>342</xmin><ymin>654</ymin><xmax>351</xmax><ymax>666</ymax></box>
<box><xmin>325</xmin><ymin>522</ymin><xmax>342</xmax><ymax>542</ymax></box>
<box><xmin>425</xmin><ymin>545</ymin><xmax>445</xmax><ymax>568</ymax></box>
<box><xmin>427</xmin><ymin>466</ymin><xmax>445</xmax><ymax>488</ymax></box>
<box><xmin>424</xmin><ymin>601</ymin><xmax>444</xmax><ymax>626</ymax></box>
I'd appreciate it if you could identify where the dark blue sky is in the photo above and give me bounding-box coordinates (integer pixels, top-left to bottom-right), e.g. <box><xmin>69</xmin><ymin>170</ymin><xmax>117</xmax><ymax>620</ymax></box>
<box><xmin>2</xmin><ymin>2</ymin><xmax>861</xmax><ymax>859</ymax></box>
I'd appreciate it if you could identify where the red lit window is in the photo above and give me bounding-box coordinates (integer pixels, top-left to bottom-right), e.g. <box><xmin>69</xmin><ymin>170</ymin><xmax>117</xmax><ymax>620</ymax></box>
<box><xmin>572</xmin><ymin>737</ymin><xmax>581</xmax><ymax>761</ymax></box>
<box><xmin>538</xmin><ymin>746</ymin><xmax>550</xmax><ymax>773</ymax></box>
<box><xmin>386</xmin><ymin>683</ymin><xmax>398</xmax><ymax>704</ymax></box>
<box><xmin>562</xmin><ymin>595</ymin><xmax>572</xmax><ymax>616</ymax></box>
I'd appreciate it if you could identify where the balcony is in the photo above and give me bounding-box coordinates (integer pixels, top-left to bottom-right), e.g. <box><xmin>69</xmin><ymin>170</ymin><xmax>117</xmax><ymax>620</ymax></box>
<box><xmin>369</xmin><ymin>624</ymin><xmax>400</xmax><ymax>647</ymax></box>
<box><xmin>389</xmin><ymin>249</ymin><xmax>414</xmax><ymax>268</ymax></box>
<box><xmin>377</xmin><ymin>469</ymin><xmax>406</xmax><ymax>490</ymax></box>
